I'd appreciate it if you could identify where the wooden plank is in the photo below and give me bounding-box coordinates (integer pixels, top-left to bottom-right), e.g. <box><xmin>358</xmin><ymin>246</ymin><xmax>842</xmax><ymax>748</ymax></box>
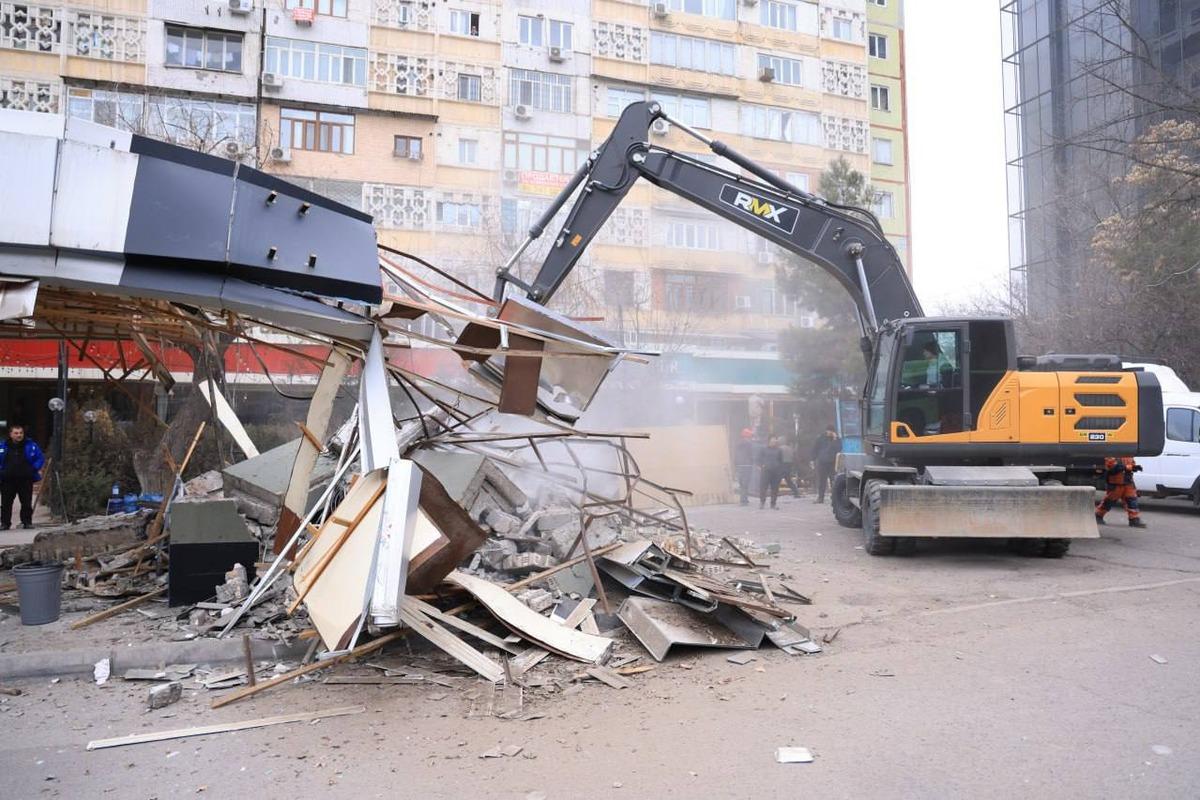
<box><xmin>448</xmin><ymin>572</ymin><xmax>611</xmax><ymax>663</ymax></box>
<box><xmin>586</xmin><ymin>666</ymin><xmax>632</xmax><ymax>690</ymax></box>
<box><xmin>557</xmin><ymin>598</ymin><xmax>596</xmax><ymax>629</ymax></box>
<box><xmin>212</xmin><ymin>629</ymin><xmax>408</xmax><ymax>708</ymax></box>
<box><xmin>408</xmin><ymin>598</ymin><xmax>523</xmax><ymax>655</ymax></box>
<box><xmin>87</xmin><ymin>706</ymin><xmax>365</xmax><ymax>750</ymax></box>
<box><xmin>294</xmin><ymin>420</ymin><xmax>324</xmax><ymax>452</ymax></box>
<box><xmin>70</xmin><ymin>587</ymin><xmax>165</xmax><ymax>630</ymax></box>
<box><xmin>722</xmin><ymin>537</ymin><xmax>758</xmax><ymax>568</ymax></box>
<box><xmin>198</xmin><ymin>379</ymin><xmax>259</xmax><ymax>459</ymax></box>
<box><xmin>395</xmin><ymin>599</ymin><xmax>504</xmax><ymax>682</ymax></box>
<box><xmin>579</xmin><ymin>612</ymin><xmax>600</xmax><ymax>636</ymax></box>
<box><xmin>323</xmin><ymin>675</ymin><xmax>424</xmax><ymax>686</ymax></box>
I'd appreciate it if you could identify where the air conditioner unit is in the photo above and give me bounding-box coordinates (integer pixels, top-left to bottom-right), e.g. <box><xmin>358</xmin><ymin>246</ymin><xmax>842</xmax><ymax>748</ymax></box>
<box><xmin>222</xmin><ymin>140</ymin><xmax>242</xmax><ymax>158</ymax></box>
<box><xmin>756</xmin><ymin>251</ymin><xmax>773</xmax><ymax>265</ymax></box>
<box><xmin>228</xmin><ymin>0</ymin><xmax>252</xmax><ymax>14</ymax></box>
<box><xmin>652</xmin><ymin>1</ymin><xmax>669</xmax><ymax>18</ymax></box>
<box><xmin>758</xmin><ymin>66</ymin><xmax>775</xmax><ymax>82</ymax></box>
<box><xmin>291</xmin><ymin>6</ymin><xmax>315</xmax><ymax>24</ymax></box>
<box><xmin>513</xmin><ymin>103</ymin><xmax>532</xmax><ymax>120</ymax></box>
<box><xmin>650</xmin><ymin>118</ymin><xmax>670</xmax><ymax>136</ymax></box>
<box><xmin>262</xmin><ymin>72</ymin><xmax>284</xmax><ymax>89</ymax></box>
<box><xmin>548</xmin><ymin>45</ymin><xmax>564</xmax><ymax>62</ymax></box>
<box><xmin>734</xmin><ymin>295</ymin><xmax>752</xmax><ymax>310</ymax></box>
<box><xmin>502</xmin><ymin>168</ymin><xmax>519</xmax><ymax>184</ymax></box>
<box><xmin>270</xmin><ymin>146</ymin><xmax>291</xmax><ymax>163</ymax></box>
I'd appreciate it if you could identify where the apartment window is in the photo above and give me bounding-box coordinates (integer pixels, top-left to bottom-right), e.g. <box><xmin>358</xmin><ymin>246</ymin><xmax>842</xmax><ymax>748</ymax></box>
<box><xmin>664</xmin><ymin>272</ymin><xmax>727</xmax><ymax>312</ymax></box>
<box><xmin>868</xmin><ymin>33</ymin><xmax>887</xmax><ymax>59</ymax></box>
<box><xmin>740</xmin><ymin>104</ymin><xmax>823</xmax><ymax>145</ymax></box>
<box><xmin>665</xmin><ymin>0</ymin><xmax>735</xmax><ymax>21</ymax></box>
<box><xmin>458</xmin><ymin>138</ymin><xmax>478</xmax><ymax>164</ymax></box>
<box><xmin>872</xmin><ymin>137</ymin><xmax>893</xmax><ymax>164</ymax></box>
<box><xmin>607</xmin><ymin>86</ymin><xmax>646</xmax><ymax>117</ymax></box>
<box><xmin>518</xmin><ymin>15</ymin><xmax>543</xmax><ymax>46</ymax></box>
<box><xmin>286</xmin><ymin>0</ymin><xmax>348</xmax><ymax>17</ymax></box>
<box><xmin>760</xmin><ymin>0</ymin><xmax>797</xmax><ymax>31</ymax></box>
<box><xmin>448</xmin><ymin>10</ymin><xmax>480</xmax><ymax>36</ymax></box>
<box><xmin>665</xmin><ymin>218</ymin><xmax>720</xmax><ymax>250</ymax></box>
<box><xmin>650</xmin><ymin>32</ymin><xmax>735</xmax><ymax>76</ymax></box>
<box><xmin>784</xmin><ymin>171</ymin><xmax>811</xmax><ymax>192</ymax></box>
<box><xmin>757</xmin><ymin>53</ymin><xmax>803</xmax><ymax>86</ymax></box>
<box><xmin>872</xmin><ymin>191</ymin><xmax>894</xmax><ymax>219</ymax></box>
<box><xmin>280</xmin><ymin>108</ymin><xmax>354</xmax><ymax>154</ymax></box>
<box><xmin>549</xmin><ymin>19</ymin><xmax>573</xmax><ymax>50</ymax></box>
<box><xmin>265</xmin><ymin>38</ymin><xmax>366</xmax><ymax>86</ymax></box>
<box><xmin>870</xmin><ymin>84</ymin><xmax>890</xmax><ymax>111</ymax></box>
<box><xmin>165</xmin><ymin>26</ymin><xmax>243</xmax><ymax>73</ymax></box>
<box><xmin>438</xmin><ymin>201</ymin><xmax>482</xmax><ymax>228</ymax></box>
<box><xmin>457</xmin><ymin>73</ymin><xmax>482</xmax><ymax>101</ymax></box>
<box><xmin>510</xmin><ymin>69</ymin><xmax>573</xmax><ymax>112</ymax></box>
<box><xmin>67</xmin><ymin>88</ymin><xmax>257</xmax><ymax>146</ymax></box>
<box><xmin>394</xmin><ymin>135</ymin><xmax>422</xmax><ymax>159</ymax></box>
<box><xmin>503</xmin><ymin>132</ymin><xmax>589</xmax><ymax>174</ymax></box>
<box><xmin>650</xmin><ymin>92</ymin><xmax>710</xmax><ymax>128</ymax></box>
<box><xmin>830</xmin><ymin>17</ymin><xmax>853</xmax><ymax>41</ymax></box>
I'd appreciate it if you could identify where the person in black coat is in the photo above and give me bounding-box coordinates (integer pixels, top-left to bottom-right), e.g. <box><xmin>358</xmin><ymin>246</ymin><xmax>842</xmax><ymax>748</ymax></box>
<box><xmin>809</xmin><ymin>426</ymin><xmax>841</xmax><ymax>503</ymax></box>
<box><xmin>757</xmin><ymin>435</ymin><xmax>785</xmax><ymax>510</ymax></box>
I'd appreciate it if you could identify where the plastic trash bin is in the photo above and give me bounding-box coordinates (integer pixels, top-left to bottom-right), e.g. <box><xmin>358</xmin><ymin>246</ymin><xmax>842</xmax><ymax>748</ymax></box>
<box><xmin>13</xmin><ymin>560</ymin><xmax>65</xmax><ymax>625</ymax></box>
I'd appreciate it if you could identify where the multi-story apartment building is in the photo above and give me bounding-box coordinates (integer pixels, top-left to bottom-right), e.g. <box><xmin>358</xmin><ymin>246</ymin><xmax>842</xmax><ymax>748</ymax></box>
<box><xmin>865</xmin><ymin>0</ymin><xmax>909</xmax><ymax>272</ymax></box>
<box><xmin>1</xmin><ymin>0</ymin><xmax>909</xmax><ymax>433</ymax></box>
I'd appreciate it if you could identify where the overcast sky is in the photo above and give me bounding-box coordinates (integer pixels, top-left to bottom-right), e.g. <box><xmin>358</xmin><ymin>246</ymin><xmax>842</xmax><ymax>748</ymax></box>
<box><xmin>906</xmin><ymin>2</ymin><xmax>1011</xmax><ymax>313</ymax></box>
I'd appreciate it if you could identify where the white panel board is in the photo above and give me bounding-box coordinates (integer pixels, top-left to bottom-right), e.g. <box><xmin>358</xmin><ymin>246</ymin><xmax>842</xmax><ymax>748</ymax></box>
<box><xmin>50</xmin><ymin>140</ymin><xmax>138</xmax><ymax>253</ymax></box>
<box><xmin>0</xmin><ymin>131</ymin><xmax>57</xmax><ymax>246</ymax></box>
<box><xmin>368</xmin><ymin>458</ymin><xmax>422</xmax><ymax>626</ymax></box>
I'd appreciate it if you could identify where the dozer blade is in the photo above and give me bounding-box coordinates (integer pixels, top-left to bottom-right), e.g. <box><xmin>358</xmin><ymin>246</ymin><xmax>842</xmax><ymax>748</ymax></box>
<box><xmin>878</xmin><ymin>485</ymin><xmax>1099</xmax><ymax>539</ymax></box>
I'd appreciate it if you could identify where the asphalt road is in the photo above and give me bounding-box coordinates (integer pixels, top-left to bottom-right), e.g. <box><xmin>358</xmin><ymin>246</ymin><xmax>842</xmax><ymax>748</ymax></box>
<box><xmin>1</xmin><ymin>495</ymin><xmax>1197</xmax><ymax>799</ymax></box>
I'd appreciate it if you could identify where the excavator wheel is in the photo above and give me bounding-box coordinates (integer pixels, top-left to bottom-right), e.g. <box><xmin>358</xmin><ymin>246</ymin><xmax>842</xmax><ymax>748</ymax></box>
<box><xmin>1041</xmin><ymin>539</ymin><xmax>1071</xmax><ymax>558</ymax></box>
<box><xmin>831</xmin><ymin>473</ymin><xmax>861</xmax><ymax>529</ymax></box>
<box><xmin>1008</xmin><ymin>538</ymin><xmax>1047</xmax><ymax>557</ymax></box>
<box><xmin>861</xmin><ymin>479</ymin><xmax>895</xmax><ymax>556</ymax></box>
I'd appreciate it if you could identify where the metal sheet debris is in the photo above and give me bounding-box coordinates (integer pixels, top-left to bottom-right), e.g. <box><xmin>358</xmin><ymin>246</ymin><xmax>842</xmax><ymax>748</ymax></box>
<box><xmin>617</xmin><ymin>597</ymin><xmax>760</xmax><ymax>662</ymax></box>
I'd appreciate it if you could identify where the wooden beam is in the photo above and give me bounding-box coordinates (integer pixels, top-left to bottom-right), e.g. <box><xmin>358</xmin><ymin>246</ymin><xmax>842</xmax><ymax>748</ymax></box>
<box><xmin>211</xmin><ymin>629</ymin><xmax>408</xmax><ymax>708</ymax></box>
<box><xmin>70</xmin><ymin>587</ymin><xmax>165</xmax><ymax>630</ymax></box>
<box><xmin>87</xmin><ymin>705</ymin><xmax>365</xmax><ymax>750</ymax></box>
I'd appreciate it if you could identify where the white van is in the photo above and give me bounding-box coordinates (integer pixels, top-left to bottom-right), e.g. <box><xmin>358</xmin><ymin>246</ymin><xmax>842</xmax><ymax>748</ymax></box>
<box><xmin>1137</xmin><ymin>391</ymin><xmax>1200</xmax><ymax>505</ymax></box>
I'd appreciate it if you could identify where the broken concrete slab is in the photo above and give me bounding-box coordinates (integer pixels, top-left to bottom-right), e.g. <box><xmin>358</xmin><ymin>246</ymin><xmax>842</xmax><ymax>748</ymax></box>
<box><xmin>221</xmin><ymin>438</ymin><xmax>337</xmax><ymax>510</ymax></box>
<box><xmin>147</xmin><ymin>681</ymin><xmax>182</xmax><ymax>709</ymax></box>
<box><xmin>501</xmin><ymin>552</ymin><xmax>556</xmax><ymax>576</ymax></box>
<box><xmin>2</xmin><ymin>512</ymin><xmax>151</xmax><ymax>567</ymax></box>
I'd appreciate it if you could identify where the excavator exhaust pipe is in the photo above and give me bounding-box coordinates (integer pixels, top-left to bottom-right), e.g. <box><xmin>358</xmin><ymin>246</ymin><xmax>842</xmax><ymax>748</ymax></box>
<box><xmin>878</xmin><ymin>484</ymin><xmax>1100</xmax><ymax>540</ymax></box>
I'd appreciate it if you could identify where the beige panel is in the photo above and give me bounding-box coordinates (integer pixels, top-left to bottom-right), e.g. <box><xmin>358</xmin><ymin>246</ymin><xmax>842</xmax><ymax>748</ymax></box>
<box><xmin>626</xmin><ymin>425</ymin><xmax>735</xmax><ymax>508</ymax></box>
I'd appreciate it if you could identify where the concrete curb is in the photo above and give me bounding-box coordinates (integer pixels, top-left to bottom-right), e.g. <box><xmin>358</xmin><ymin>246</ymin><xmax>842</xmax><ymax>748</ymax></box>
<box><xmin>0</xmin><ymin>636</ymin><xmax>309</xmax><ymax>680</ymax></box>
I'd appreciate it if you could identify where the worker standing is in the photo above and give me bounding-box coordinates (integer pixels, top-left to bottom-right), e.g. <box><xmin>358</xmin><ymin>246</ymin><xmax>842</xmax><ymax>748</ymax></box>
<box><xmin>1095</xmin><ymin>456</ymin><xmax>1147</xmax><ymax>528</ymax></box>
<box><xmin>0</xmin><ymin>424</ymin><xmax>45</xmax><ymax>531</ymax></box>
<box><xmin>757</xmin><ymin>435</ymin><xmax>785</xmax><ymax>510</ymax></box>
<box><xmin>809</xmin><ymin>426</ymin><xmax>841</xmax><ymax>504</ymax></box>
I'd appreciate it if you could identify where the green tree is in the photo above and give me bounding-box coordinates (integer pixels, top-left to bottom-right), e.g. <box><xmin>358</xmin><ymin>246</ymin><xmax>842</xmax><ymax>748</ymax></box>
<box><xmin>817</xmin><ymin>156</ymin><xmax>875</xmax><ymax>209</ymax></box>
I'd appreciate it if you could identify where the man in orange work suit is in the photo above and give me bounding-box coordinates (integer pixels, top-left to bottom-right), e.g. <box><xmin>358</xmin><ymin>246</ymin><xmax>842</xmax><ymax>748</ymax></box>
<box><xmin>1095</xmin><ymin>456</ymin><xmax>1147</xmax><ymax>528</ymax></box>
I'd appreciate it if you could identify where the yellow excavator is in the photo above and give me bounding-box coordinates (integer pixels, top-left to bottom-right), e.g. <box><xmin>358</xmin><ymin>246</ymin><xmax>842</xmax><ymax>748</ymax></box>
<box><xmin>493</xmin><ymin>101</ymin><xmax>1165</xmax><ymax>557</ymax></box>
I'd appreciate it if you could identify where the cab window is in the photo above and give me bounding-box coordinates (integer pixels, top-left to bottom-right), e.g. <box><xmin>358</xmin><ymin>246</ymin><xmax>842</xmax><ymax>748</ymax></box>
<box><xmin>865</xmin><ymin>331</ymin><xmax>896</xmax><ymax>437</ymax></box>
<box><xmin>894</xmin><ymin>329</ymin><xmax>965</xmax><ymax>436</ymax></box>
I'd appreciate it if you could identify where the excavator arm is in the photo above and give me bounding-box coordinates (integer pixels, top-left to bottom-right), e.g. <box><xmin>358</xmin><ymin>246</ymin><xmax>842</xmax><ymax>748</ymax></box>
<box><xmin>495</xmin><ymin>100</ymin><xmax>921</xmax><ymax>331</ymax></box>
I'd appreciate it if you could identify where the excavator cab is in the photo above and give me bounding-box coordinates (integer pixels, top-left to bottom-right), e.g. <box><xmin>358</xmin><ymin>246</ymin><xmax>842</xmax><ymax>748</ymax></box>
<box><xmin>864</xmin><ymin>318</ymin><xmax>1015</xmax><ymax>450</ymax></box>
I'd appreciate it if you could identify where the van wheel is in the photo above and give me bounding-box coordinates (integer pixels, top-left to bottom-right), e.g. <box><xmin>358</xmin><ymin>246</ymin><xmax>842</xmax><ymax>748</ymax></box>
<box><xmin>862</xmin><ymin>480</ymin><xmax>895</xmax><ymax>556</ymax></box>
<box><xmin>832</xmin><ymin>473</ymin><xmax>861</xmax><ymax>528</ymax></box>
<box><xmin>1191</xmin><ymin>477</ymin><xmax>1200</xmax><ymax>508</ymax></box>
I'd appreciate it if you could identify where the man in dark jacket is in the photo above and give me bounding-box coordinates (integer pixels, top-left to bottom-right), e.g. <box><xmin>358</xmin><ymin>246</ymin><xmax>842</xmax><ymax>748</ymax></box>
<box><xmin>757</xmin><ymin>435</ymin><xmax>785</xmax><ymax>510</ymax></box>
<box><xmin>0</xmin><ymin>424</ymin><xmax>45</xmax><ymax>530</ymax></box>
<box><xmin>809</xmin><ymin>426</ymin><xmax>841</xmax><ymax>504</ymax></box>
